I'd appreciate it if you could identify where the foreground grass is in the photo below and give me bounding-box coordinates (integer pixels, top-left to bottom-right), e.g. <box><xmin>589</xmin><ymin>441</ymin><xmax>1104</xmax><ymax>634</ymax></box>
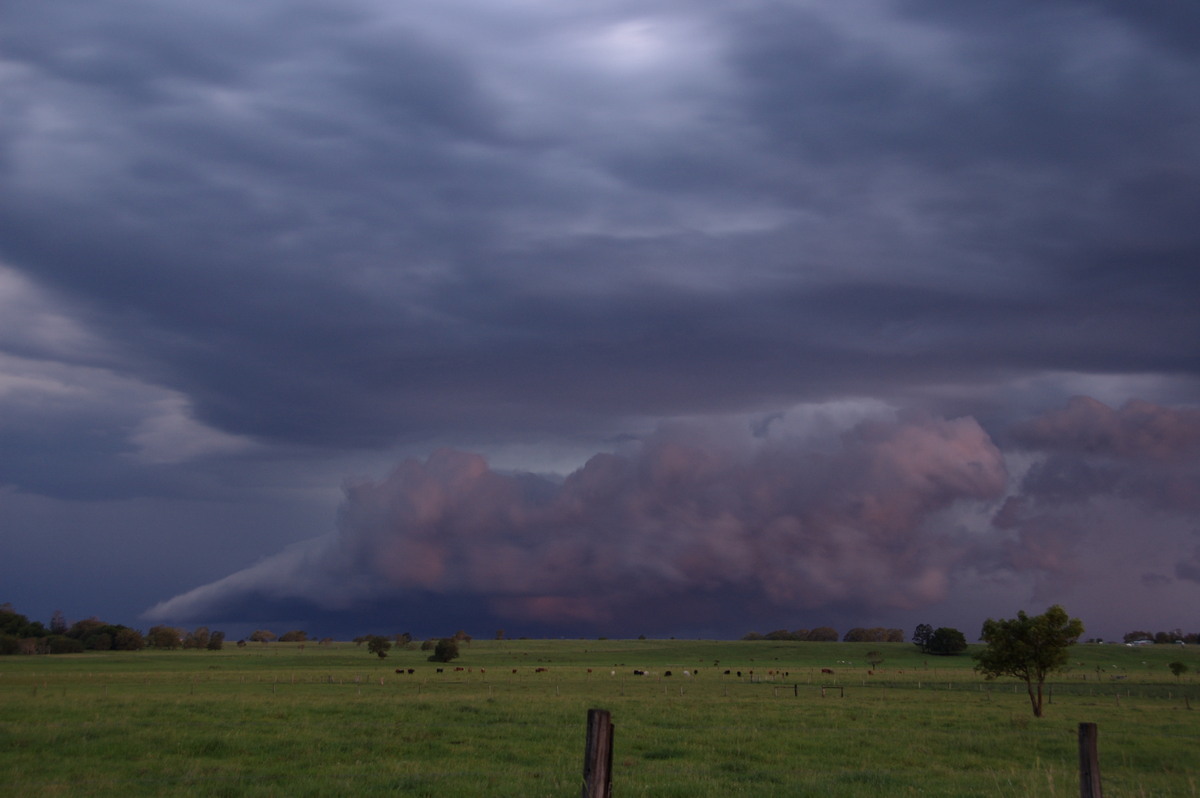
<box><xmin>1</xmin><ymin>640</ymin><xmax>1198</xmax><ymax>796</ymax></box>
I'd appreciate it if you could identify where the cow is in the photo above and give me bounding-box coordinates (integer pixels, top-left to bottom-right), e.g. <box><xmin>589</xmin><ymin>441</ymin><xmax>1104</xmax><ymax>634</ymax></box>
<box><xmin>664</xmin><ymin>670</ymin><xmax>672</xmax><ymax>677</ymax></box>
<box><xmin>633</xmin><ymin>669</ymin><xmax>646</xmax><ymax>676</ymax></box>
<box><xmin>821</xmin><ymin>668</ymin><xmax>834</xmax><ymax>675</ymax></box>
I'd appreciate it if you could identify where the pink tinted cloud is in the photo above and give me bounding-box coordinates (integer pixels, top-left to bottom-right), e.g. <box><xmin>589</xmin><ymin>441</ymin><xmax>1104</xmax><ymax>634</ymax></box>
<box><xmin>147</xmin><ymin>412</ymin><xmax>1012</xmax><ymax>628</ymax></box>
<box><xmin>1014</xmin><ymin>396</ymin><xmax>1200</xmax><ymax>461</ymax></box>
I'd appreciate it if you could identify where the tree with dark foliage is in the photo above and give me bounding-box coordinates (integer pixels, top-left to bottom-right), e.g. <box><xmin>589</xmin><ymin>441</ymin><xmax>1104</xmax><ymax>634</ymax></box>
<box><xmin>975</xmin><ymin>605</ymin><xmax>1084</xmax><ymax>718</ymax></box>
<box><xmin>430</xmin><ymin>637</ymin><xmax>460</xmax><ymax>663</ymax></box>
<box><xmin>912</xmin><ymin>623</ymin><xmax>933</xmax><ymax>651</ymax></box>
<box><xmin>925</xmin><ymin>627</ymin><xmax>967</xmax><ymax>656</ymax></box>
<box><xmin>365</xmin><ymin>635</ymin><xmax>392</xmax><ymax>658</ymax></box>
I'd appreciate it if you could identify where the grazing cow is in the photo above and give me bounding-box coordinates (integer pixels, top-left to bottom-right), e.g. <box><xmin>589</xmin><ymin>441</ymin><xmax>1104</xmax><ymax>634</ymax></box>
<box><xmin>454</xmin><ymin>667</ymin><xmax>464</xmax><ymax>671</ymax></box>
<box><xmin>395</xmin><ymin>669</ymin><xmax>403</xmax><ymax>674</ymax></box>
<box><xmin>723</xmin><ymin>670</ymin><xmax>731</xmax><ymax>675</ymax></box>
<box><xmin>821</xmin><ymin>668</ymin><xmax>834</xmax><ymax>675</ymax></box>
<box><xmin>535</xmin><ymin>667</ymin><xmax>548</xmax><ymax>673</ymax></box>
<box><xmin>664</xmin><ymin>670</ymin><xmax>672</xmax><ymax>677</ymax></box>
<box><xmin>512</xmin><ymin>669</ymin><xmax>518</xmax><ymax>674</ymax></box>
<box><xmin>408</xmin><ymin>669</ymin><xmax>414</xmax><ymax>675</ymax></box>
<box><xmin>436</xmin><ymin>668</ymin><xmax>443</xmax><ymax>673</ymax></box>
<box><xmin>736</xmin><ymin>671</ymin><xmax>742</xmax><ymax>677</ymax></box>
<box><xmin>633</xmin><ymin>669</ymin><xmax>646</xmax><ymax>676</ymax></box>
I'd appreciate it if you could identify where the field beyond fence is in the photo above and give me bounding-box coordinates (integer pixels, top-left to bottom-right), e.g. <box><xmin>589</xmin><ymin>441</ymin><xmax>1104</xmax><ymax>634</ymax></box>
<box><xmin>2</xmin><ymin>639</ymin><xmax>1198</xmax><ymax>796</ymax></box>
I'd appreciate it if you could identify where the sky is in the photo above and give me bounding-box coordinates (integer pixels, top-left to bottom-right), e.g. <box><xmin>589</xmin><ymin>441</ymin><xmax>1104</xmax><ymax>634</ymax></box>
<box><xmin>2</xmin><ymin>0</ymin><xmax>1198</xmax><ymax>643</ymax></box>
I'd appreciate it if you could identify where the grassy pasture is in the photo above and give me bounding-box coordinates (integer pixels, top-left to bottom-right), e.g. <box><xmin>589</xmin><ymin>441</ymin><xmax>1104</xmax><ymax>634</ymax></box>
<box><xmin>2</xmin><ymin>639</ymin><xmax>1198</xmax><ymax>796</ymax></box>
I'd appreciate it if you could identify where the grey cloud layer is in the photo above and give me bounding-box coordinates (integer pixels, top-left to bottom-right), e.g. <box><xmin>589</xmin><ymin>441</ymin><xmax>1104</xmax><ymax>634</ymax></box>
<box><xmin>2</xmin><ymin>0</ymin><xmax>1197</xmax><ymax>455</ymax></box>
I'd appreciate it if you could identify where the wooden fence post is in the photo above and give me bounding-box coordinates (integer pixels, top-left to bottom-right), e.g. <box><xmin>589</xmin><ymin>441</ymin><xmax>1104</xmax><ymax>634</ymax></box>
<box><xmin>1078</xmin><ymin>722</ymin><xmax>1102</xmax><ymax>798</ymax></box>
<box><xmin>581</xmin><ymin>708</ymin><xmax>614</xmax><ymax>798</ymax></box>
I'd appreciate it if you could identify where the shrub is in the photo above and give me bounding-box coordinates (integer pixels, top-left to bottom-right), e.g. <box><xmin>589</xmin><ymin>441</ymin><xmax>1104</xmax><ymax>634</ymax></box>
<box><xmin>430</xmin><ymin>637</ymin><xmax>460</xmax><ymax>663</ymax></box>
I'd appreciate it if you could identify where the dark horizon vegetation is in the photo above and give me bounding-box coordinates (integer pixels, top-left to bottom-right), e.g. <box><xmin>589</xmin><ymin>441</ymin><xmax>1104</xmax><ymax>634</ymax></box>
<box><xmin>4</xmin><ymin>601</ymin><xmax>1198</xmax><ymax>656</ymax></box>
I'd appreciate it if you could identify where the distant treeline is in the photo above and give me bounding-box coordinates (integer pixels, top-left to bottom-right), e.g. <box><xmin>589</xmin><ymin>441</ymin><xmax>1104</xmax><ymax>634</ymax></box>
<box><xmin>741</xmin><ymin>627</ymin><xmax>906</xmax><ymax>643</ymax></box>
<box><xmin>1122</xmin><ymin>629</ymin><xmax>1199</xmax><ymax>644</ymax></box>
<box><xmin>0</xmin><ymin>603</ymin><xmax>228</xmax><ymax>655</ymax></box>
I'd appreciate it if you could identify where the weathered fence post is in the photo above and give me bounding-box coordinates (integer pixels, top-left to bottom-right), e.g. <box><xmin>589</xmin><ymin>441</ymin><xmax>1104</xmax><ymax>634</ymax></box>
<box><xmin>581</xmin><ymin>708</ymin><xmax>614</xmax><ymax>798</ymax></box>
<box><xmin>1078</xmin><ymin>722</ymin><xmax>1102</xmax><ymax>798</ymax></box>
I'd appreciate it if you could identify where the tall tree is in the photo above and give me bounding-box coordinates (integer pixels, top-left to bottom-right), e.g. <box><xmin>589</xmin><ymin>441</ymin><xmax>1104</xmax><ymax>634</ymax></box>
<box><xmin>974</xmin><ymin>605</ymin><xmax>1084</xmax><ymax>718</ymax></box>
<box><xmin>912</xmin><ymin>623</ymin><xmax>933</xmax><ymax>651</ymax></box>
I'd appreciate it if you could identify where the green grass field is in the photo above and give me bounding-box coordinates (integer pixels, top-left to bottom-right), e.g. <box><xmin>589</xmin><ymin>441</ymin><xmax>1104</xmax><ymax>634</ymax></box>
<box><xmin>2</xmin><ymin>639</ymin><xmax>1198</xmax><ymax>796</ymax></box>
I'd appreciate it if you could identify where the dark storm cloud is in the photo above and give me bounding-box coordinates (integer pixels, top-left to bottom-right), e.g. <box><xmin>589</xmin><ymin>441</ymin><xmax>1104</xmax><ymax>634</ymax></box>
<box><xmin>990</xmin><ymin>397</ymin><xmax>1200</xmax><ymax>621</ymax></box>
<box><xmin>2</xmin><ymin>1</ymin><xmax>1198</xmax><ymax>635</ymax></box>
<box><xmin>2</xmin><ymin>0</ymin><xmax>1198</xmax><ymax>453</ymax></box>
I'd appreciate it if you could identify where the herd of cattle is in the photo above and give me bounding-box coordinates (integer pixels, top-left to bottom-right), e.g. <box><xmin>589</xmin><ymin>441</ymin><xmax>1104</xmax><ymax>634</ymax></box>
<box><xmin>392</xmin><ymin>666</ymin><xmax>845</xmax><ymax>678</ymax></box>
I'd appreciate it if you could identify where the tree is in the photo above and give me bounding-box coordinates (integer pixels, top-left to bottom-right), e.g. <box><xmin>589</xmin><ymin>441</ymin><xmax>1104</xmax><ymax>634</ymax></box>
<box><xmin>866</xmin><ymin>650</ymin><xmax>885</xmax><ymax>669</ymax></box>
<box><xmin>279</xmin><ymin>630</ymin><xmax>308</xmax><ymax>642</ymax></box>
<box><xmin>249</xmin><ymin>629</ymin><xmax>276</xmax><ymax>643</ymax></box>
<box><xmin>113</xmin><ymin>627</ymin><xmax>145</xmax><ymax>651</ymax></box>
<box><xmin>913</xmin><ymin>623</ymin><xmax>933</xmax><ymax>651</ymax></box>
<box><xmin>206</xmin><ymin>631</ymin><xmax>225</xmax><ymax>651</ymax></box>
<box><xmin>430</xmin><ymin>637</ymin><xmax>460</xmax><ymax>663</ymax></box>
<box><xmin>975</xmin><ymin>605</ymin><xmax>1084</xmax><ymax>718</ymax></box>
<box><xmin>926</xmin><ymin>627</ymin><xmax>968</xmax><ymax>656</ymax></box>
<box><xmin>807</xmin><ymin>626</ymin><xmax>838</xmax><ymax>642</ymax></box>
<box><xmin>147</xmin><ymin>625</ymin><xmax>183</xmax><ymax>649</ymax></box>
<box><xmin>50</xmin><ymin>610</ymin><xmax>68</xmax><ymax>635</ymax></box>
<box><xmin>366</xmin><ymin>635</ymin><xmax>392</xmax><ymax>658</ymax></box>
<box><xmin>183</xmin><ymin>627</ymin><xmax>211</xmax><ymax>649</ymax></box>
<box><xmin>1169</xmin><ymin>661</ymin><xmax>1188</xmax><ymax>681</ymax></box>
